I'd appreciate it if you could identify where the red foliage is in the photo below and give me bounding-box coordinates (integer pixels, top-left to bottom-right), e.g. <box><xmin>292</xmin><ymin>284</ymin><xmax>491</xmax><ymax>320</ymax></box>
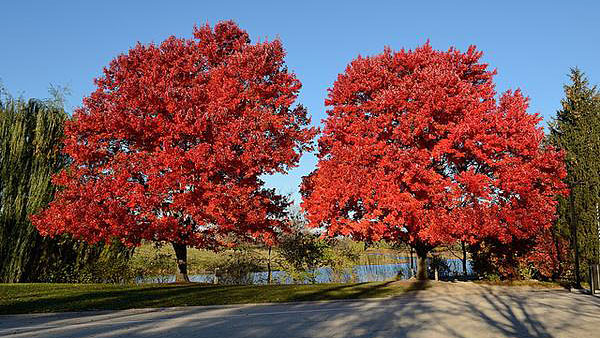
<box><xmin>32</xmin><ymin>21</ymin><xmax>316</xmax><ymax>248</ymax></box>
<box><xmin>301</xmin><ymin>43</ymin><xmax>567</xmax><ymax>253</ymax></box>
<box><xmin>470</xmin><ymin>227</ymin><xmax>569</xmax><ymax>280</ymax></box>
<box><xmin>525</xmin><ymin>228</ymin><xmax>570</xmax><ymax>279</ymax></box>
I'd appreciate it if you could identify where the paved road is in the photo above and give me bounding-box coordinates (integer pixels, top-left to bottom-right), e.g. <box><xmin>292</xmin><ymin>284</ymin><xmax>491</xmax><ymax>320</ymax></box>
<box><xmin>1</xmin><ymin>286</ymin><xmax>599</xmax><ymax>338</ymax></box>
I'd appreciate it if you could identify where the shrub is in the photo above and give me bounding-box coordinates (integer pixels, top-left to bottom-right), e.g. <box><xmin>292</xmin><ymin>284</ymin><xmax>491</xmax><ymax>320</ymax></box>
<box><xmin>323</xmin><ymin>239</ymin><xmax>361</xmax><ymax>283</ymax></box>
<box><xmin>277</xmin><ymin>229</ymin><xmax>328</xmax><ymax>283</ymax></box>
<box><xmin>209</xmin><ymin>247</ymin><xmax>263</xmax><ymax>285</ymax></box>
<box><xmin>129</xmin><ymin>251</ymin><xmax>176</xmax><ymax>283</ymax></box>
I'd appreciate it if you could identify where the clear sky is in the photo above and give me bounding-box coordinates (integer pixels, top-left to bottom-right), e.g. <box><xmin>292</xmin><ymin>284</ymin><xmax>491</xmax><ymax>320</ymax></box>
<box><xmin>2</xmin><ymin>1</ymin><xmax>599</xmax><ymax>202</ymax></box>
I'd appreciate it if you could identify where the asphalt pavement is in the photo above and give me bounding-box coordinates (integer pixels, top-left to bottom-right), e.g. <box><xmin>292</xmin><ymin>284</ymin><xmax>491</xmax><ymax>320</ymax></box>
<box><xmin>1</xmin><ymin>285</ymin><xmax>599</xmax><ymax>338</ymax></box>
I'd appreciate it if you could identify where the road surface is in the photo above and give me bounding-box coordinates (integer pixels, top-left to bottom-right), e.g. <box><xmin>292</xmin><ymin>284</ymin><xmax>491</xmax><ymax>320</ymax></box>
<box><xmin>1</xmin><ymin>284</ymin><xmax>599</xmax><ymax>338</ymax></box>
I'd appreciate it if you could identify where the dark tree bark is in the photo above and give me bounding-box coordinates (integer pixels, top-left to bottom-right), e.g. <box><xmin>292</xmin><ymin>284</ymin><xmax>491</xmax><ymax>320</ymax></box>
<box><xmin>410</xmin><ymin>246</ymin><xmax>415</xmax><ymax>278</ymax></box>
<box><xmin>552</xmin><ymin>226</ymin><xmax>563</xmax><ymax>281</ymax></box>
<box><xmin>172</xmin><ymin>242</ymin><xmax>190</xmax><ymax>283</ymax></box>
<box><xmin>267</xmin><ymin>246</ymin><xmax>272</xmax><ymax>284</ymax></box>
<box><xmin>570</xmin><ymin>190</ymin><xmax>581</xmax><ymax>288</ymax></box>
<box><xmin>462</xmin><ymin>241</ymin><xmax>468</xmax><ymax>278</ymax></box>
<box><xmin>415</xmin><ymin>245</ymin><xmax>429</xmax><ymax>280</ymax></box>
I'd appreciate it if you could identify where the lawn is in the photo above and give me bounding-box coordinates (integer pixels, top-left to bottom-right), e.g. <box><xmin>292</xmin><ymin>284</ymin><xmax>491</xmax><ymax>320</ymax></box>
<box><xmin>0</xmin><ymin>280</ymin><xmax>428</xmax><ymax>315</ymax></box>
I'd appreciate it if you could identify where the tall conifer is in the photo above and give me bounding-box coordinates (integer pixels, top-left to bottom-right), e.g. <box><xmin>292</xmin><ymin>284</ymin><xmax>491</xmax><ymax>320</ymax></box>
<box><xmin>548</xmin><ymin>68</ymin><xmax>600</xmax><ymax>286</ymax></box>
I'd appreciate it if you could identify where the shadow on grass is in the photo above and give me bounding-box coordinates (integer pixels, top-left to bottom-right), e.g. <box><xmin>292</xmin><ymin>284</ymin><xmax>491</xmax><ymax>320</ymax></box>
<box><xmin>0</xmin><ymin>280</ymin><xmax>429</xmax><ymax>315</ymax></box>
<box><xmin>404</xmin><ymin>279</ymin><xmax>429</xmax><ymax>292</ymax></box>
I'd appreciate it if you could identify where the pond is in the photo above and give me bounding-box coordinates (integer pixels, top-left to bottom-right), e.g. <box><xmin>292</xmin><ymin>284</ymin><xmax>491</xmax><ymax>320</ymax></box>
<box><xmin>138</xmin><ymin>256</ymin><xmax>474</xmax><ymax>284</ymax></box>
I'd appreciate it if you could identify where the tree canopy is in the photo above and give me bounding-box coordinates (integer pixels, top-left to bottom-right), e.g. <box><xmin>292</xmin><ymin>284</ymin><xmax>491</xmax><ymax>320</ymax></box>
<box><xmin>32</xmin><ymin>22</ymin><xmax>317</xmax><ymax>280</ymax></box>
<box><xmin>301</xmin><ymin>43</ymin><xmax>567</xmax><ymax>279</ymax></box>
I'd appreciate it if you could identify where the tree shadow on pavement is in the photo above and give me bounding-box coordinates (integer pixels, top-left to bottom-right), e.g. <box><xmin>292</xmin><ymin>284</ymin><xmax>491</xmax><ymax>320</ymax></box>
<box><xmin>3</xmin><ymin>283</ymin><xmax>600</xmax><ymax>338</ymax></box>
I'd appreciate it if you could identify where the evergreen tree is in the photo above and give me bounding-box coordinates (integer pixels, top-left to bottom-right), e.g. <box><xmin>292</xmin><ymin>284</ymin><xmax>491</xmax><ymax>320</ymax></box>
<box><xmin>548</xmin><ymin>68</ymin><xmax>600</xmax><ymax>287</ymax></box>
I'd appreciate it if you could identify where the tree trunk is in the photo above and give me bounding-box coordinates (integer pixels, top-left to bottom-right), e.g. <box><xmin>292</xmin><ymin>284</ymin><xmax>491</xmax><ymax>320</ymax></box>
<box><xmin>415</xmin><ymin>246</ymin><xmax>429</xmax><ymax>280</ymax></box>
<box><xmin>570</xmin><ymin>190</ymin><xmax>581</xmax><ymax>288</ymax></box>
<box><xmin>172</xmin><ymin>242</ymin><xmax>190</xmax><ymax>283</ymax></box>
<box><xmin>461</xmin><ymin>241</ymin><xmax>468</xmax><ymax>278</ymax></box>
<box><xmin>410</xmin><ymin>247</ymin><xmax>415</xmax><ymax>278</ymax></box>
<box><xmin>552</xmin><ymin>227</ymin><xmax>562</xmax><ymax>280</ymax></box>
<box><xmin>267</xmin><ymin>246</ymin><xmax>272</xmax><ymax>284</ymax></box>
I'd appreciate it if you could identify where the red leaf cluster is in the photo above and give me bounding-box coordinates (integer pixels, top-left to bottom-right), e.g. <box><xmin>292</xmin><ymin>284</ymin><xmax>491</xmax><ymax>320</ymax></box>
<box><xmin>301</xmin><ymin>43</ymin><xmax>567</xmax><ymax>251</ymax></box>
<box><xmin>32</xmin><ymin>22</ymin><xmax>316</xmax><ymax>248</ymax></box>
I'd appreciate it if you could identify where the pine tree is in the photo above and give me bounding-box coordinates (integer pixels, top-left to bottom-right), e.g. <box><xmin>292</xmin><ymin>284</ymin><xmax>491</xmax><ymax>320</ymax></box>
<box><xmin>548</xmin><ymin>68</ymin><xmax>600</xmax><ymax>287</ymax></box>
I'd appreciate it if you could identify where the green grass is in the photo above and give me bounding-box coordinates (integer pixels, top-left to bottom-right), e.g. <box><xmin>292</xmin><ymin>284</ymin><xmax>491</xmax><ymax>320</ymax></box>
<box><xmin>0</xmin><ymin>281</ymin><xmax>428</xmax><ymax>315</ymax></box>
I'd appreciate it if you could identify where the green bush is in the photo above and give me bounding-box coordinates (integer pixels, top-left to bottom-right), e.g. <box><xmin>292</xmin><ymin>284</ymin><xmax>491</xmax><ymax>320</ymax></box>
<box><xmin>34</xmin><ymin>242</ymin><xmax>134</xmax><ymax>283</ymax></box>
<box><xmin>276</xmin><ymin>228</ymin><xmax>362</xmax><ymax>284</ymax></box>
<box><xmin>323</xmin><ymin>239</ymin><xmax>361</xmax><ymax>283</ymax></box>
<box><xmin>129</xmin><ymin>251</ymin><xmax>176</xmax><ymax>283</ymax></box>
<box><xmin>277</xmin><ymin>230</ymin><xmax>328</xmax><ymax>283</ymax></box>
<box><xmin>36</xmin><ymin>261</ymin><xmax>80</xmax><ymax>283</ymax></box>
<box><xmin>78</xmin><ymin>256</ymin><xmax>134</xmax><ymax>284</ymax></box>
<box><xmin>209</xmin><ymin>247</ymin><xmax>263</xmax><ymax>285</ymax></box>
<box><xmin>76</xmin><ymin>244</ymin><xmax>135</xmax><ymax>283</ymax></box>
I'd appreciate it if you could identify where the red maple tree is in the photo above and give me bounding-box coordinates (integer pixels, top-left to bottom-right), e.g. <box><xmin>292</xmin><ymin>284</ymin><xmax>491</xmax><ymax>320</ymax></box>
<box><xmin>301</xmin><ymin>43</ymin><xmax>567</xmax><ymax>279</ymax></box>
<box><xmin>32</xmin><ymin>21</ymin><xmax>316</xmax><ymax>282</ymax></box>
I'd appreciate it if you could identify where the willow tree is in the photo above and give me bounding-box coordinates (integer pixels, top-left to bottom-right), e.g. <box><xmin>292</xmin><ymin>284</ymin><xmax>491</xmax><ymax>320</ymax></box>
<box><xmin>548</xmin><ymin>68</ymin><xmax>600</xmax><ymax>287</ymax></box>
<box><xmin>0</xmin><ymin>95</ymin><xmax>124</xmax><ymax>282</ymax></box>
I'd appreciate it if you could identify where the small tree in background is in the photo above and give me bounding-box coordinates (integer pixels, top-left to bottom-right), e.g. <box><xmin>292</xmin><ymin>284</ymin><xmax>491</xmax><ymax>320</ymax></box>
<box><xmin>32</xmin><ymin>21</ymin><xmax>316</xmax><ymax>282</ymax></box>
<box><xmin>277</xmin><ymin>208</ymin><xmax>361</xmax><ymax>284</ymax></box>
<box><xmin>277</xmin><ymin>228</ymin><xmax>328</xmax><ymax>283</ymax></box>
<box><xmin>301</xmin><ymin>43</ymin><xmax>567</xmax><ymax>280</ymax></box>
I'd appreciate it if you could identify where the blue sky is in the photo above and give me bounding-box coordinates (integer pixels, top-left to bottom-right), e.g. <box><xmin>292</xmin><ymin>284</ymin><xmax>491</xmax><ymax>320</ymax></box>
<box><xmin>2</xmin><ymin>1</ymin><xmax>599</xmax><ymax>202</ymax></box>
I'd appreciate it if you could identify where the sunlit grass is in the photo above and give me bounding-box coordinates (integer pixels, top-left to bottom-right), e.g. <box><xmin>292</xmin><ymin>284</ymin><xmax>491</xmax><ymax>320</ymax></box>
<box><xmin>0</xmin><ymin>280</ymin><xmax>427</xmax><ymax>315</ymax></box>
